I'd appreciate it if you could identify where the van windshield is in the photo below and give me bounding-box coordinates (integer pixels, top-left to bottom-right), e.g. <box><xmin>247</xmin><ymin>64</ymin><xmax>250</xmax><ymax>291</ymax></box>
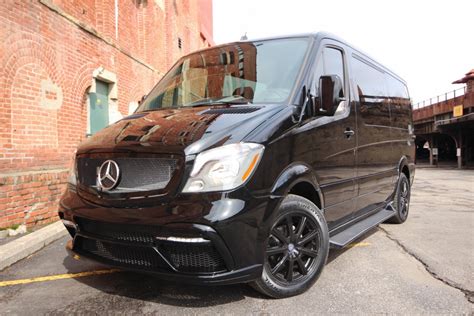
<box><xmin>136</xmin><ymin>38</ymin><xmax>309</xmax><ymax>112</ymax></box>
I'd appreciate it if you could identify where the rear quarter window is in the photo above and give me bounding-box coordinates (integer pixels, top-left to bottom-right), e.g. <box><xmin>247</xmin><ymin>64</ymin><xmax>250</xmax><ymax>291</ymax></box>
<box><xmin>352</xmin><ymin>55</ymin><xmax>411</xmax><ymax>129</ymax></box>
<box><xmin>385</xmin><ymin>73</ymin><xmax>411</xmax><ymax>129</ymax></box>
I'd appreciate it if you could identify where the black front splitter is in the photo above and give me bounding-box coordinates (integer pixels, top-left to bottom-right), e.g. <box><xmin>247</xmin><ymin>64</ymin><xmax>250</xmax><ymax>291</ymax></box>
<box><xmin>66</xmin><ymin>239</ymin><xmax>263</xmax><ymax>286</ymax></box>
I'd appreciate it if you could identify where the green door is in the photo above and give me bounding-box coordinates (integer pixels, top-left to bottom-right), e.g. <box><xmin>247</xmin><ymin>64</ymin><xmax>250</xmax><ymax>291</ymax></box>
<box><xmin>89</xmin><ymin>80</ymin><xmax>109</xmax><ymax>135</ymax></box>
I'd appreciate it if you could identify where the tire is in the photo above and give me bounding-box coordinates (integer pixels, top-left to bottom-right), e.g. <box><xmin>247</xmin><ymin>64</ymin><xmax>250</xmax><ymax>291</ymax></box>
<box><xmin>251</xmin><ymin>194</ymin><xmax>329</xmax><ymax>298</ymax></box>
<box><xmin>387</xmin><ymin>173</ymin><xmax>411</xmax><ymax>224</ymax></box>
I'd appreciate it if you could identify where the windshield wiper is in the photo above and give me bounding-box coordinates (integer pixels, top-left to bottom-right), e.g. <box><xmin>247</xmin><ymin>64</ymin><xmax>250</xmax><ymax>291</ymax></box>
<box><xmin>138</xmin><ymin>96</ymin><xmax>254</xmax><ymax>112</ymax></box>
<box><xmin>185</xmin><ymin>97</ymin><xmax>219</xmax><ymax>107</ymax></box>
<box><xmin>185</xmin><ymin>96</ymin><xmax>252</xmax><ymax>107</ymax></box>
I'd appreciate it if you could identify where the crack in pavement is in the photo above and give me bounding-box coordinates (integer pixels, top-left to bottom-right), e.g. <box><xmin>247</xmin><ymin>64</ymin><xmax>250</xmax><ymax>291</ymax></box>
<box><xmin>379</xmin><ymin>227</ymin><xmax>474</xmax><ymax>304</ymax></box>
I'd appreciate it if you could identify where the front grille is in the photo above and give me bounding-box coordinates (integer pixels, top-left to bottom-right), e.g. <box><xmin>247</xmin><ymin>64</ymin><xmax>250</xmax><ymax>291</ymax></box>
<box><xmin>160</xmin><ymin>241</ymin><xmax>227</xmax><ymax>273</ymax></box>
<box><xmin>77</xmin><ymin>237</ymin><xmax>167</xmax><ymax>270</ymax></box>
<box><xmin>76</xmin><ymin>217</ymin><xmax>156</xmax><ymax>245</ymax></box>
<box><xmin>77</xmin><ymin>157</ymin><xmax>178</xmax><ymax>193</ymax></box>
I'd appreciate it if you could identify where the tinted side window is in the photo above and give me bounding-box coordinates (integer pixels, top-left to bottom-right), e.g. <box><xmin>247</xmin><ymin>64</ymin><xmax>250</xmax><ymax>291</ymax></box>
<box><xmin>352</xmin><ymin>56</ymin><xmax>390</xmax><ymax>126</ymax></box>
<box><xmin>386</xmin><ymin>74</ymin><xmax>411</xmax><ymax>129</ymax></box>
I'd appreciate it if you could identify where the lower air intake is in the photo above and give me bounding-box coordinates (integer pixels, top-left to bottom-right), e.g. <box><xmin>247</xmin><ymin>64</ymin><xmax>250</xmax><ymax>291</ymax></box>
<box><xmin>76</xmin><ymin>217</ymin><xmax>156</xmax><ymax>245</ymax></box>
<box><xmin>78</xmin><ymin>237</ymin><xmax>167</xmax><ymax>270</ymax></box>
<box><xmin>160</xmin><ymin>241</ymin><xmax>227</xmax><ymax>273</ymax></box>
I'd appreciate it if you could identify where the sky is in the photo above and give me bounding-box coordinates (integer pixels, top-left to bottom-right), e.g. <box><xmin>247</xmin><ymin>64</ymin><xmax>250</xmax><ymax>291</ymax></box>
<box><xmin>213</xmin><ymin>0</ymin><xmax>473</xmax><ymax>105</ymax></box>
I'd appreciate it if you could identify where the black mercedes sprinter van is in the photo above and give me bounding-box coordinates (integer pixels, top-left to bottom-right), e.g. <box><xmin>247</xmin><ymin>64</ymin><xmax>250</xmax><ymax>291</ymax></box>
<box><xmin>59</xmin><ymin>32</ymin><xmax>415</xmax><ymax>298</ymax></box>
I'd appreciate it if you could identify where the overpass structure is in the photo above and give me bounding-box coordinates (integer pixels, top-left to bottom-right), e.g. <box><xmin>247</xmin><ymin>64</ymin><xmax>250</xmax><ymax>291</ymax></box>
<box><xmin>413</xmin><ymin>69</ymin><xmax>474</xmax><ymax>168</ymax></box>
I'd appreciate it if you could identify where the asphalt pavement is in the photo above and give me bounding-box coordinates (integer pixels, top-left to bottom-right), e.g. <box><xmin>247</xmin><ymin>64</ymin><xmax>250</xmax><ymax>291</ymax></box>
<box><xmin>0</xmin><ymin>168</ymin><xmax>472</xmax><ymax>314</ymax></box>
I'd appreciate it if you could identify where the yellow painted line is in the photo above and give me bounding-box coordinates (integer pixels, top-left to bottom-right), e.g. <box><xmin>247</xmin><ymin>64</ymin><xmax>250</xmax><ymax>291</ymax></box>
<box><xmin>0</xmin><ymin>269</ymin><xmax>121</xmax><ymax>287</ymax></box>
<box><xmin>347</xmin><ymin>242</ymin><xmax>371</xmax><ymax>248</ymax></box>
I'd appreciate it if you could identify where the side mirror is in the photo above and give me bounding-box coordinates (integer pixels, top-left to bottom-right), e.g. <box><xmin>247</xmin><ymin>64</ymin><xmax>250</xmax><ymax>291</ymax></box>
<box><xmin>318</xmin><ymin>75</ymin><xmax>344</xmax><ymax>116</ymax></box>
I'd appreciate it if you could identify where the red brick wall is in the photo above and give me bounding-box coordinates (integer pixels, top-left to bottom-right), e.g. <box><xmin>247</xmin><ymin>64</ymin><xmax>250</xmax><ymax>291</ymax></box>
<box><xmin>0</xmin><ymin>170</ymin><xmax>68</xmax><ymax>228</ymax></box>
<box><xmin>197</xmin><ymin>0</ymin><xmax>214</xmax><ymax>46</ymax></box>
<box><xmin>0</xmin><ymin>0</ymin><xmax>213</xmax><ymax>228</ymax></box>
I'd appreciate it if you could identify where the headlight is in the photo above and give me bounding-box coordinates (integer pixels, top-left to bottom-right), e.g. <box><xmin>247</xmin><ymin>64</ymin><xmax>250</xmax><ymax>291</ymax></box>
<box><xmin>182</xmin><ymin>143</ymin><xmax>264</xmax><ymax>193</ymax></box>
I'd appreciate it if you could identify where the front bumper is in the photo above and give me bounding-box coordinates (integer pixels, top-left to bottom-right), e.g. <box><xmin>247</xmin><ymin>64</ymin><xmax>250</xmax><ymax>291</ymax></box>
<box><xmin>59</xmin><ymin>187</ymin><xmax>278</xmax><ymax>285</ymax></box>
<box><xmin>65</xmin><ymin>239</ymin><xmax>262</xmax><ymax>285</ymax></box>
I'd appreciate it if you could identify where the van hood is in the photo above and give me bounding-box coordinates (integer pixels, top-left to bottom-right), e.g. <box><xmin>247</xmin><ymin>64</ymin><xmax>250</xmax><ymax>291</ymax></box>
<box><xmin>77</xmin><ymin>104</ymin><xmax>287</xmax><ymax>156</ymax></box>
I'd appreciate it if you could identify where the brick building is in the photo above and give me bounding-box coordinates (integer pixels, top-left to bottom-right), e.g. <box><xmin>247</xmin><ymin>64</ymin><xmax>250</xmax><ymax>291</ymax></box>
<box><xmin>0</xmin><ymin>0</ymin><xmax>213</xmax><ymax>229</ymax></box>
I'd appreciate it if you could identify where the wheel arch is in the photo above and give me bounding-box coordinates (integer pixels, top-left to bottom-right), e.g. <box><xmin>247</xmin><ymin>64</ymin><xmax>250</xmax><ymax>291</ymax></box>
<box><xmin>270</xmin><ymin>162</ymin><xmax>324</xmax><ymax>211</ymax></box>
<box><xmin>397</xmin><ymin>156</ymin><xmax>410</xmax><ymax>180</ymax></box>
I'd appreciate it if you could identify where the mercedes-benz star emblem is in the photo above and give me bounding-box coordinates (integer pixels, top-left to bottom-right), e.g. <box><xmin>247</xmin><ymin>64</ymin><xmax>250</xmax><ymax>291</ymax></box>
<box><xmin>97</xmin><ymin>160</ymin><xmax>120</xmax><ymax>191</ymax></box>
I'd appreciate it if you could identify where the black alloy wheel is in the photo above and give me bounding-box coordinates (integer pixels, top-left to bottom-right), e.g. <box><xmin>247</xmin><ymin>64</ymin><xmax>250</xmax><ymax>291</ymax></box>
<box><xmin>399</xmin><ymin>178</ymin><xmax>409</xmax><ymax>217</ymax></box>
<box><xmin>266</xmin><ymin>212</ymin><xmax>320</xmax><ymax>283</ymax></box>
<box><xmin>251</xmin><ymin>194</ymin><xmax>329</xmax><ymax>298</ymax></box>
<box><xmin>387</xmin><ymin>173</ymin><xmax>411</xmax><ymax>224</ymax></box>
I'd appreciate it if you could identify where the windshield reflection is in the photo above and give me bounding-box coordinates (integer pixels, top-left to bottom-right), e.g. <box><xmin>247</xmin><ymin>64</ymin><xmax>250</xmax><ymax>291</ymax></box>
<box><xmin>137</xmin><ymin>38</ymin><xmax>310</xmax><ymax>112</ymax></box>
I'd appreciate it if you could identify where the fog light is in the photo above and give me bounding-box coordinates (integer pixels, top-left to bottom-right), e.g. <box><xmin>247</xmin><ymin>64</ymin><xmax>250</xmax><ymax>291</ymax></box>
<box><xmin>156</xmin><ymin>236</ymin><xmax>209</xmax><ymax>243</ymax></box>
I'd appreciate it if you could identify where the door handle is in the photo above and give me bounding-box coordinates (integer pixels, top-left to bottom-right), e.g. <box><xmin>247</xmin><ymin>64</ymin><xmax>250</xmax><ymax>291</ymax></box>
<box><xmin>344</xmin><ymin>128</ymin><xmax>355</xmax><ymax>138</ymax></box>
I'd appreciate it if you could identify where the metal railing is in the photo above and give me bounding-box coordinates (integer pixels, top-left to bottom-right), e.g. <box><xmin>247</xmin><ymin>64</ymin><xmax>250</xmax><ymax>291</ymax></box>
<box><xmin>414</xmin><ymin>86</ymin><xmax>466</xmax><ymax>109</ymax></box>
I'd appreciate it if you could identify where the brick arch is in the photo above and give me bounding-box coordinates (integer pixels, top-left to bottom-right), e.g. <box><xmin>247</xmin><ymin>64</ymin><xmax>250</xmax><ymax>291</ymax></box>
<box><xmin>0</xmin><ymin>32</ymin><xmax>67</xmax><ymax>171</ymax></box>
<box><xmin>0</xmin><ymin>32</ymin><xmax>65</xmax><ymax>94</ymax></box>
<box><xmin>66</xmin><ymin>62</ymin><xmax>96</xmax><ymax>140</ymax></box>
<box><xmin>10</xmin><ymin>63</ymin><xmax>59</xmax><ymax>149</ymax></box>
<box><xmin>69</xmin><ymin>62</ymin><xmax>97</xmax><ymax>105</ymax></box>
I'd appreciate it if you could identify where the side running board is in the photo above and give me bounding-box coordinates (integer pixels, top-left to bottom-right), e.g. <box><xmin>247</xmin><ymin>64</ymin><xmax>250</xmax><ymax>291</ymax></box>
<box><xmin>329</xmin><ymin>204</ymin><xmax>395</xmax><ymax>249</ymax></box>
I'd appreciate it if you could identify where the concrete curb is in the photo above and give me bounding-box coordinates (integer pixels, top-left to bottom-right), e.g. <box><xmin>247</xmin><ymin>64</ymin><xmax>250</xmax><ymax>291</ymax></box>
<box><xmin>0</xmin><ymin>221</ymin><xmax>67</xmax><ymax>271</ymax></box>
